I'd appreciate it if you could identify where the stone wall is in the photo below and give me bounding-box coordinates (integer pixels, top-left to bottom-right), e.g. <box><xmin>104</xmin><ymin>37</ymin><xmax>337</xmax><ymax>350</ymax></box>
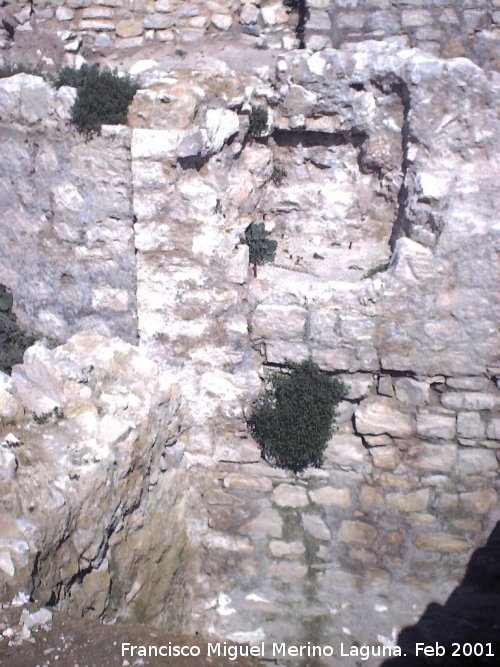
<box><xmin>0</xmin><ymin>0</ymin><xmax>301</xmax><ymax>54</ymax></box>
<box><xmin>0</xmin><ymin>75</ymin><xmax>138</xmax><ymax>343</ymax></box>
<box><xmin>0</xmin><ymin>40</ymin><xmax>499</xmax><ymax>661</ymax></box>
<box><xmin>331</xmin><ymin>0</ymin><xmax>500</xmax><ymax>70</ymax></box>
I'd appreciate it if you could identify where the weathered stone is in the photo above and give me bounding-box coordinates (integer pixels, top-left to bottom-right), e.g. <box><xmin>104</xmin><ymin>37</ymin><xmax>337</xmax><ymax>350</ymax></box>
<box><xmin>457</xmin><ymin>448</ymin><xmax>498</xmax><ymax>475</ymax></box>
<box><xmin>244</xmin><ymin>508</ymin><xmax>283</xmax><ymax>538</ymax></box>
<box><xmin>460</xmin><ymin>490</ymin><xmax>497</xmax><ymax>514</ymax></box>
<box><xmin>202</xmin><ymin>533</ymin><xmax>253</xmax><ymax>553</ymax></box>
<box><xmin>394</xmin><ymin>378</ymin><xmax>430</xmax><ymax>406</ymax></box>
<box><xmin>302</xmin><ymin>513</ymin><xmax>330</xmax><ymax>541</ymax></box>
<box><xmin>370</xmin><ymin>446</ymin><xmax>400</xmax><ymax>469</ymax></box>
<box><xmin>457</xmin><ymin>412</ymin><xmax>485</xmax><ymax>439</ymax></box>
<box><xmin>215</xmin><ymin>437</ymin><xmax>262</xmax><ymax>463</ymax></box>
<box><xmin>272</xmin><ymin>483</ymin><xmax>309</xmax><ymax>508</ymax></box>
<box><xmin>415</xmin><ymin>533</ymin><xmax>468</xmax><ymax>552</ymax></box>
<box><xmin>338</xmin><ymin>520</ymin><xmax>377</xmax><ymax>545</ymax></box>
<box><xmin>309</xmin><ymin>486</ymin><xmax>351</xmax><ymax>508</ymax></box>
<box><xmin>486</xmin><ymin>417</ymin><xmax>500</xmax><ymax>440</ymax></box>
<box><xmin>386</xmin><ymin>489</ymin><xmax>430</xmax><ymax>513</ymax></box>
<box><xmin>441</xmin><ymin>392</ymin><xmax>500</xmax><ymax>411</ymax></box>
<box><xmin>411</xmin><ymin>443</ymin><xmax>457</xmax><ymax>472</ymax></box>
<box><xmin>354</xmin><ymin>397</ymin><xmax>412</xmax><ymax>437</ymax></box>
<box><xmin>223</xmin><ymin>474</ymin><xmax>273</xmax><ymax>492</ymax></box>
<box><xmin>268</xmin><ymin>560</ymin><xmax>308</xmax><ymax>581</ymax></box>
<box><xmin>446</xmin><ymin>377</ymin><xmax>489</xmax><ymax>391</ymax></box>
<box><xmin>252</xmin><ymin>305</ymin><xmax>306</xmax><ymax>341</ymax></box>
<box><xmin>416</xmin><ymin>411</ymin><xmax>456</xmax><ymax>440</ymax></box>
<box><xmin>116</xmin><ymin>19</ymin><xmax>144</xmax><ymax>38</ymax></box>
<box><xmin>359</xmin><ymin>485</ymin><xmax>385</xmax><ymax>510</ymax></box>
<box><xmin>269</xmin><ymin>540</ymin><xmax>306</xmax><ymax>558</ymax></box>
<box><xmin>325</xmin><ymin>434</ymin><xmax>367</xmax><ymax>466</ymax></box>
<box><xmin>204</xmin><ymin>108</ymin><xmax>239</xmax><ymax>153</ymax></box>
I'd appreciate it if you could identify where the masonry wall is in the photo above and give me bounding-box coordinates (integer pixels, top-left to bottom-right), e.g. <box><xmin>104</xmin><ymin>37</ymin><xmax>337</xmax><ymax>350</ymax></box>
<box><xmin>331</xmin><ymin>0</ymin><xmax>500</xmax><ymax>70</ymax></box>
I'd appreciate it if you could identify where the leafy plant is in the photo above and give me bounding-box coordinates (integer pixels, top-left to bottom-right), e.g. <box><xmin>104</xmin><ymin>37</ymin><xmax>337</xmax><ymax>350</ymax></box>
<box><xmin>0</xmin><ymin>285</ymin><xmax>36</xmax><ymax>375</ymax></box>
<box><xmin>57</xmin><ymin>64</ymin><xmax>138</xmax><ymax>139</ymax></box>
<box><xmin>243</xmin><ymin>222</ymin><xmax>277</xmax><ymax>277</ymax></box>
<box><xmin>271</xmin><ymin>165</ymin><xmax>287</xmax><ymax>186</ymax></box>
<box><xmin>249</xmin><ymin>359</ymin><xmax>348</xmax><ymax>473</ymax></box>
<box><xmin>248</xmin><ymin>105</ymin><xmax>268</xmax><ymax>137</ymax></box>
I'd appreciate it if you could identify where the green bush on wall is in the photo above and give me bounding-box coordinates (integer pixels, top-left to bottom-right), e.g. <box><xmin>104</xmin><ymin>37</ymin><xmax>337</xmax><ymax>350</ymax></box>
<box><xmin>56</xmin><ymin>64</ymin><xmax>138</xmax><ymax>139</ymax></box>
<box><xmin>243</xmin><ymin>221</ymin><xmax>277</xmax><ymax>277</ymax></box>
<box><xmin>248</xmin><ymin>105</ymin><xmax>268</xmax><ymax>137</ymax></box>
<box><xmin>249</xmin><ymin>359</ymin><xmax>348</xmax><ymax>473</ymax></box>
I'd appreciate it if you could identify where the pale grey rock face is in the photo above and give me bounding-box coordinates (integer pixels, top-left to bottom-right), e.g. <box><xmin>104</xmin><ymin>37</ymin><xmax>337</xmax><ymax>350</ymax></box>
<box><xmin>0</xmin><ymin>334</ymin><xmax>186</xmax><ymax>622</ymax></box>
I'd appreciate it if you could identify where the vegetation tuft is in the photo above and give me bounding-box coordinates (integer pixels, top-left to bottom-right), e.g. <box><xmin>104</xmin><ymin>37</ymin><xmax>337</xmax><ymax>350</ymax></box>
<box><xmin>249</xmin><ymin>359</ymin><xmax>348</xmax><ymax>473</ymax></box>
<box><xmin>0</xmin><ymin>63</ymin><xmax>45</xmax><ymax>79</ymax></box>
<box><xmin>56</xmin><ymin>64</ymin><xmax>138</xmax><ymax>139</ymax></box>
<box><xmin>243</xmin><ymin>222</ymin><xmax>277</xmax><ymax>277</ymax></box>
<box><xmin>248</xmin><ymin>105</ymin><xmax>268</xmax><ymax>137</ymax></box>
<box><xmin>0</xmin><ymin>285</ymin><xmax>36</xmax><ymax>375</ymax></box>
<box><xmin>271</xmin><ymin>165</ymin><xmax>287</xmax><ymax>186</ymax></box>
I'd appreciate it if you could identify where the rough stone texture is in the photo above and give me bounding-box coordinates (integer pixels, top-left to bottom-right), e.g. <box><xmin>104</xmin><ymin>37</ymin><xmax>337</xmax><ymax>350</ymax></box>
<box><xmin>0</xmin><ymin>334</ymin><xmax>186</xmax><ymax>624</ymax></box>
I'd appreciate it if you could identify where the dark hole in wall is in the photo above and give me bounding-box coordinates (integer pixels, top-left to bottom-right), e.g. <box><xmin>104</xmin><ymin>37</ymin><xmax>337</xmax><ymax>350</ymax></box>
<box><xmin>272</xmin><ymin>128</ymin><xmax>367</xmax><ymax>149</ymax></box>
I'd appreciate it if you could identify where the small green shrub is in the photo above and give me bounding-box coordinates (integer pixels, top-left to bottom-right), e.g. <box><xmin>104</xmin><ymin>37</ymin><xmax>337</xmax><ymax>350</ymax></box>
<box><xmin>249</xmin><ymin>359</ymin><xmax>348</xmax><ymax>473</ymax></box>
<box><xmin>249</xmin><ymin>105</ymin><xmax>268</xmax><ymax>137</ymax></box>
<box><xmin>0</xmin><ymin>63</ymin><xmax>45</xmax><ymax>79</ymax></box>
<box><xmin>0</xmin><ymin>285</ymin><xmax>36</xmax><ymax>375</ymax></box>
<box><xmin>271</xmin><ymin>165</ymin><xmax>287</xmax><ymax>186</ymax></box>
<box><xmin>243</xmin><ymin>222</ymin><xmax>277</xmax><ymax>277</ymax></box>
<box><xmin>58</xmin><ymin>64</ymin><xmax>138</xmax><ymax>139</ymax></box>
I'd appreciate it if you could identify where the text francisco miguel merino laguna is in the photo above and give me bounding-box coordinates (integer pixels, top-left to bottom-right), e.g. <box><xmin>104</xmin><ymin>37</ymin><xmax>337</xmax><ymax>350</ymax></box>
<box><xmin>121</xmin><ymin>641</ymin><xmax>403</xmax><ymax>660</ymax></box>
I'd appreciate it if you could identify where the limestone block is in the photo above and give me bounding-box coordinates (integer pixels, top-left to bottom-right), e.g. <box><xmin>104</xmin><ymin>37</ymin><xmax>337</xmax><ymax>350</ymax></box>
<box><xmin>227</xmin><ymin>245</ymin><xmax>250</xmax><ymax>284</ymax></box>
<box><xmin>415</xmin><ymin>533</ymin><xmax>468</xmax><ymax>552</ymax></box>
<box><xmin>215</xmin><ymin>438</ymin><xmax>262</xmax><ymax>463</ymax></box>
<box><xmin>223</xmin><ymin>475</ymin><xmax>273</xmax><ymax>492</ymax></box>
<box><xmin>416</xmin><ymin>411</ymin><xmax>456</xmax><ymax>440</ymax></box>
<box><xmin>143</xmin><ymin>14</ymin><xmax>174</xmax><ymax>29</ymax></box>
<box><xmin>354</xmin><ymin>397</ymin><xmax>413</xmax><ymax>437</ymax></box>
<box><xmin>325</xmin><ymin>434</ymin><xmax>367</xmax><ymax>466</ymax></box>
<box><xmin>82</xmin><ymin>7</ymin><xmax>114</xmax><ymax>19</ymax></box>
<box><xmin>446</xmin><ymin>377</ymin><xmax>489</xmax><ymax>391</ymax></box>
<box><xmin>131</xmin><ymin>129</ymin><xmax>179</xmax><ymax>160</ymax></box>
<box><xmin>457</xmin><ymin>448</ymin><xmax>498</xmax><ymax>475</ymax></box>
<box><xmin>244</xmin><ymin>508</ymin><xmax>283</xmax><ymax>538</ymax></box>
<box><xmin>394</xmin><ymin>378</ymin><xmax>430</xmax><ymax>406</ymax></box>
<box><xmin>486</xmin><ymin>417</ymin><xmax>500</xmax><ymax>440</ymax></box>
<box><xmin>302</xmin><ymin>513</ymin><xmax>330</xmax><ymax>541</ymax></box>
<box><xmin>79</xmin><ymin>20</ymin><xmax>115</xmax><ymax>31</ymax></box>
<box><xmin>155</xmin><ymin>0</ymin><xmax>173</xmax><ymax>12</ymax></box>
<box><xmin>268</xmin><ymin>560</ymin><xmax>308</xmax><ymax>581</ymax></box>
<box><xmin>252</xmin><ymin>305</ymin><xmax>306</xmax><ymax>341</ymax></box>
<box><xmin>411</xmin><ymin>443</ymin><xmax>457</xmax><ymax>472</ymax></box>
<box><xmin>370</xmin><ymin>446</ymin><xmax>400</xmax><ymax>469</ymax></box>
<box><xmin>378</xmin><ymin>375</ymin><xmax>394</xmax><ymax>398</ymax></box>
<box><xmin>457</xmin><ymin>412</ymin><xmax>485</xmax><ymax>439</ymax></box>
<box><xmin>240</xmin><ymin>4</ymin><xmax>259</xmax><ymax>25</ymax></box>
<box><xmin>269</xmin><ymin>540</ymin><xmax>306</xmax><ymax>558</ymax></box>
<box><xmin>441</xmin><ymin>392</ymin><xmax>500</xmax><ymax>411</ymax></box>
<box><xmin>272</xmin><ymin>483</ymin><xmax>309</xmax><ymax>508</ymax></box>
<box><xmin>338</xmin><ymin>520</ymin><xmax>376</xmax><ymax>545</ymax></box>
<box><xmin>212</xmin><ymin>13</ymin><xmax>233</xmax><ymax>30</ymax></box>
<box><xmin>386</xmin><ymin>489</ymin><xmax>430</xmax><ymax>513</ymax></box>
<box><xmin>460</xmin><ymin>490</ymin><xmax>497</xmax><ymax>514</ymax></box>
<box><xmin>204</xmin><ymin>108</ymin><xmax>239</xmax><ymax>153</ymax></box>
<box><xmin>56</xmin><ymin>6</ymin><xmax>75</xmax><ymax>20</ymax></box>
<box><xmin>261</xmin><ymin>3</ymin><xmax>288</xmax><ymax>26</ymax></box>
<box><xmin>309</xmin><ymin>487</ymin><xmax>351</xmax><ymax>508</ymax></box>
<box><xmin>342</xmin><ymin>374</ymin><xmax>374</xmax><ymax>400</ymax></box>
<box><xmin>402</xmin><ymin>9</ymin><xmax>433</xmax><ymax>27</ymax></box>
<box><xmin>0</xmin><ymin>447</ymin><xmax>18</xmax><ymax>481</ymax></box>
<box><xmin>359</xmin><ymin>485</ymin><xmax>385</xmax><ymax>510</ymax></box>
<box><xmin>202</xmin><ymin>533</ymin><xmax>254</xmax><ymax>553</ymax></box>
<box><xmin>116</xmin><ymin>19</ymin><xmax>144</xmax><ymax>37</ymax></box>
